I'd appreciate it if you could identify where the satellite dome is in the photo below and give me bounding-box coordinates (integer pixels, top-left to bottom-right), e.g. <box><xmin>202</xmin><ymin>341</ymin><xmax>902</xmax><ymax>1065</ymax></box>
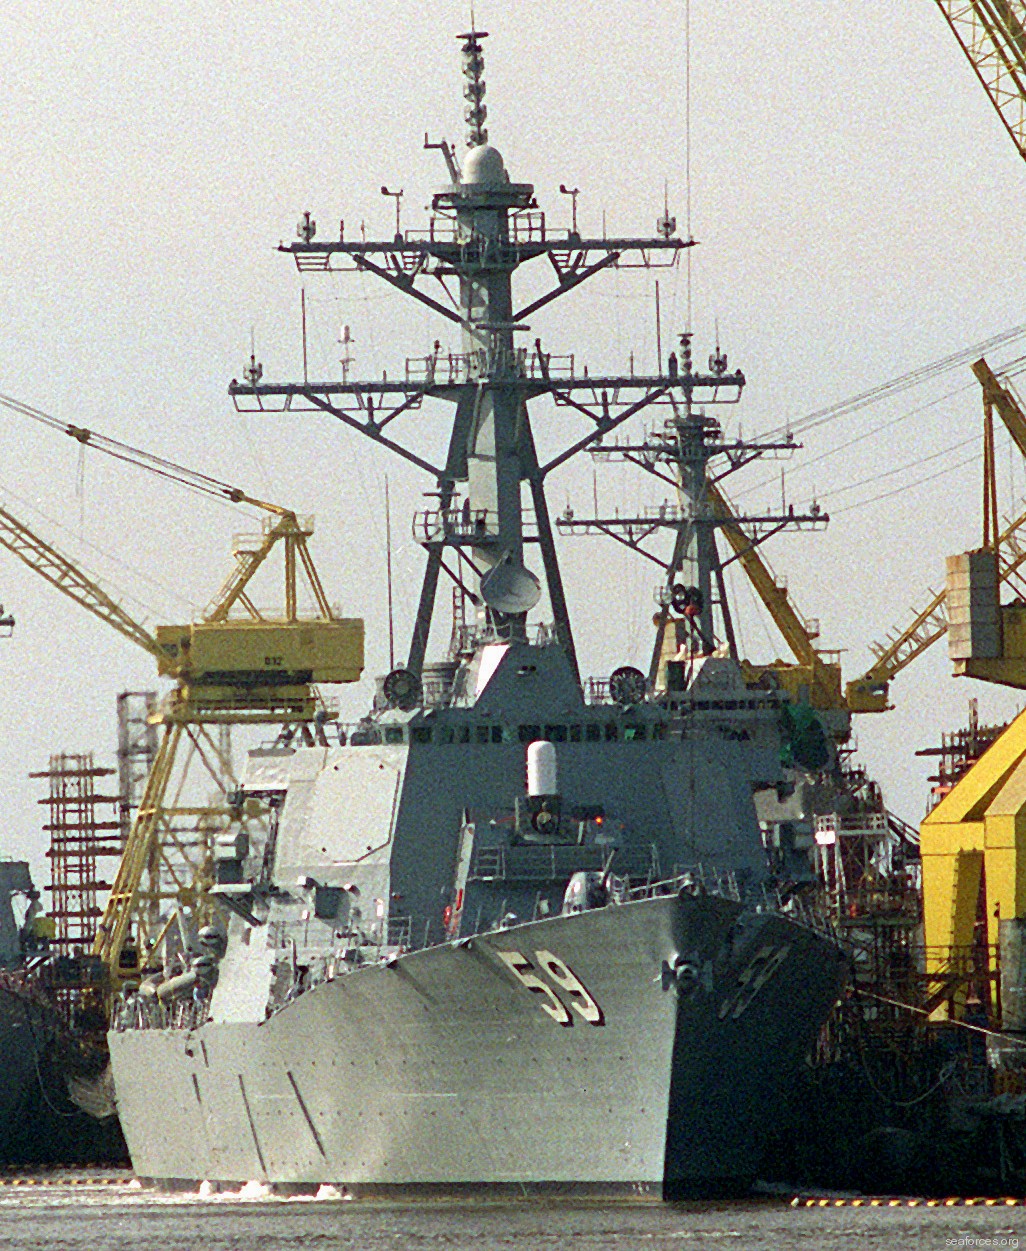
<box><xmin>462</xmin><ymin>143</ymin><xmax>509</xmax><ymax>186</ymax></box>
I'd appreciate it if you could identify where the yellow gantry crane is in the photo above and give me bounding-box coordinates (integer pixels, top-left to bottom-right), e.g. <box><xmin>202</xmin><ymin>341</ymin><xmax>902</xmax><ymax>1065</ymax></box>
<box><xmin>102</xmin><ymin>497</ymin><xmax>363</xmax><ymax>980</ymax></box>
<box><xmin>0</xmin><ymin>401</ymin><xmax>363</xmax><ymax>982</ymax></box>
<box><xmin>920</xmin><ymin>359</ymin><xmax>1026</xmax><ymax>994</ymax></box>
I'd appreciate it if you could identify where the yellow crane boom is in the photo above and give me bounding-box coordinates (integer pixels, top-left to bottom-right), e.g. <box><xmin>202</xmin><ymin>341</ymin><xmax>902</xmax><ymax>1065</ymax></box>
<box><xmin>973</xmin><ymin>356</ymin><xmax>1026</xmax><ymax>461</ymax></box>
<box><xmin>0</xmin><ymin>405</ymin><xmax>364</xmax><ymax>983</ymax></box>
<box><xmin>0</xmin><ymin>504</ymin><xmax>167</xmax><ymax>660</ymax></box>
<box><xmin>708</xmin><ymin>483</ymin><xmax>817</xmax><ymax>666</ymax></box>
<box><xmin>845</xmin><ymin>509</ymin><xmax>1026</xmax><ymax>712</ymax></box>
<box><xmin>846</xmin><ymin>358</ymin><xmax>1026</xmax><ymax>709</ymax></box>
<box><xmin>845</xmin><ymin>589</ymin><xmax>949</xmax><ymax>712</ymax></box>
<box><xmin>707</xmin><ymin>483</ymin><xmax>843</xmax><ymax>711</ymax></box>
<box><xmin>203</xmin><ymin>508</ymin><xmax>334</xmax><ymax>623</ymax></box>
<box><xmin>931</xmin><ymin>0</ymin><xmax>1026</xmax><ymax>162</ymax></box>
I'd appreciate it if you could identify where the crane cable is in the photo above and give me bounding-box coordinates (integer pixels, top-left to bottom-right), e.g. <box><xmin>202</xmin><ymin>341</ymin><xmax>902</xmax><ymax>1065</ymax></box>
<box><xmin>832</xmin><ymin>449</ymin><xmax>981</xmax><ymax>516</ymax></box>
<box><xmin>756</xmin><ymin>322</ymin><xmax>1026</xmax><ymax>443</ymax></box>
<box><xmin>733</xmin><ymin>340</ymin><xmax>1026</xmax><ymax>507</ymax></box>
<box><xmin>0</xmin><ymin>392</ymin><xmax>269</xmax><ymax>512</ymax></box>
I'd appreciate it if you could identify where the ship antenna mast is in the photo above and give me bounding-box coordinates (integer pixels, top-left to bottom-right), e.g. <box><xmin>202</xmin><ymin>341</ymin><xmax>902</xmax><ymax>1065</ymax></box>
<box><xmin>234</xmin><ymin>27</ymin><xmax>699</xmax><ymax>694</ymax></box>
<box><xmin>460</xmin><ymin>15</ymin><xmax>488</xmax><ymax>148</ymax></box>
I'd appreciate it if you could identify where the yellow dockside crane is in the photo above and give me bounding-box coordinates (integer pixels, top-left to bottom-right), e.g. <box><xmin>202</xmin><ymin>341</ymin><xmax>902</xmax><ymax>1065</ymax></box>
<box><xmin>895</xmin><ymin>0</ymin><xmax>1026</xmax><ymax>1015</ymax></box>
<box><xmin>918</xmin><ymin>362</ymin><xmax>1026</xmax><ymax>998</ymax></box>
<box><xmin>699</xmin><ymin>474</ymin><xmax>1023</xmax><ymax>721</ymax></box>
<box><xmin>931</xmin><ymin>0</ymin><xmax>1026</xmax><ymax>164</ymax></box>
<box><xmin>0</xmin><ymin>401</ymin><xmax>363</xmax><ymax>984</ymax></box>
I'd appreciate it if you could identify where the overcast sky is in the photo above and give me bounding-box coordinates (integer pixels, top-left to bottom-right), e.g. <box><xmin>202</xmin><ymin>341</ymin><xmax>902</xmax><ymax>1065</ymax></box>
<box><xmin>0</xmin><ymin>1</ymin><xmax>1023</xmax><ymax>884</ymax></box>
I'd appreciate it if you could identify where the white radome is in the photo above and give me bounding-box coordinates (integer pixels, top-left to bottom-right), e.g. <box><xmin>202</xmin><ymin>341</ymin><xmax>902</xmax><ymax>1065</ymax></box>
<box><xmin>462</xmin><ymin>143</ymin><xmax>509</xmax><ymax>186</ymax></box>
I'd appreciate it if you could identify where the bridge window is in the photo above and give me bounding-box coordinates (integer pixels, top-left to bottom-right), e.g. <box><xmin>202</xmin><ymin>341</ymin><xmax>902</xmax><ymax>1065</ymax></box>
<box><xmin>604</xmin><ymin>724</ymin><xmax>619</xmax><ymax>742</ymax></box>
<box><xmin>518</xmin><ymin>725</ymin><xmax>541</xmax><ymax>743</ymax></box>
<box><xmin>585</xmin><ymin>724</ymin><xmax>601</xmax><ymax>743</ymax></box>
<box><xmin>569</xmin><ymin>725</ymin><xmax>582</xmax><ymax>742</ymax></box>
<box><xmin>544</xmin><ymin>725</ymin><xmax>567</xmax><ymax>742</ymax></box>
<box><xmin>411</xmin><ymin>727</ymin><xmax>433</xmax><ymax>744</ymax></box>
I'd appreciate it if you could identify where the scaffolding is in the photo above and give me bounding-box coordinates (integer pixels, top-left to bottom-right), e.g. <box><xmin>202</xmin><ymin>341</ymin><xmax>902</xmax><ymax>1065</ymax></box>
<box><xmin>32</xmin><ymin>753</ymin><xmax>121</xmax><ymax>954</ymax></box>
<box><xmin>917</xmin><ymin>697</ymin><xmax>1012</xmax><ymax>809</ymax></box>
<box><xmin>814</xmin><ymin>813</ymin><xmax>896</xmax><ymax>920</ymax></box>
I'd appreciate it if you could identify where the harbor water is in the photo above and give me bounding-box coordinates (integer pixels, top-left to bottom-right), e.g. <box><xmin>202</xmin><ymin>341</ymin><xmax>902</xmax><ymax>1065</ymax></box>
<box><xmin>0</xmin><ymin>1174</ymin><xmax>1022</xmax><ymax>1251</ymax></box>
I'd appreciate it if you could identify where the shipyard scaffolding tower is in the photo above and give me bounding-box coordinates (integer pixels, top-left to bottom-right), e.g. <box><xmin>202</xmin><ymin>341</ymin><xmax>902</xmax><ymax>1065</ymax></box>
<box><xmin>34</xmin><ymin>753</ymin><xmax>121</xmax><ymax>953</ymax></box>
<box><xmin>31</xmin><ymin>753</ymin><xmax>120</xmax><ymax>1028</ymax></box>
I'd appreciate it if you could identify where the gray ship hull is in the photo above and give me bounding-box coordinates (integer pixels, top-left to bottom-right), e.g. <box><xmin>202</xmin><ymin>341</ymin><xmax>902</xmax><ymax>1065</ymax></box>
<box><xmin>109</xmin><ymin>890</ymin><xmax>846</xmax><ymax>1196</ymax></box>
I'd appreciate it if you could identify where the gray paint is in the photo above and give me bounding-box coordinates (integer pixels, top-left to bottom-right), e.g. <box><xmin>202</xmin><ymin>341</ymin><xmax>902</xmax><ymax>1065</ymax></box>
<box><xmin>109</xmin><ymin>638</ymin><xmax>848</xmax><ymax>1194</ymax></box>
<box><xmin>108</xmin><ymin>28</ymin><xmax>848</xmax><ymax>1197</ymax></box>
<box><xmin>111</xmin><ymin>893</ymin><xmax>846</xmax><ymax>1191</ymax></box>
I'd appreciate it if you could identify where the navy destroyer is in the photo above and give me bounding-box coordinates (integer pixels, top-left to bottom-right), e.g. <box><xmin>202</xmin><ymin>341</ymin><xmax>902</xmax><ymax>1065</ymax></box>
<box><xmin>107</xmin><ymin>25</ymin><xmax>848</xmax><ymax>1197</ymax></box>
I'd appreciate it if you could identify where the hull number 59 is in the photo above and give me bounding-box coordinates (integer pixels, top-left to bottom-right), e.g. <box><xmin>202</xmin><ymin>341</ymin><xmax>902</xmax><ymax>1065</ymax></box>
<box><xmin>496</xmin><ymin>949</ymin><xmax>605</xmax><ymax>1027</ymax></box>
<box><xmin>717</xmin><ymin>944</ymin><xmax>791</xmax><ymax>1021</ymax></box>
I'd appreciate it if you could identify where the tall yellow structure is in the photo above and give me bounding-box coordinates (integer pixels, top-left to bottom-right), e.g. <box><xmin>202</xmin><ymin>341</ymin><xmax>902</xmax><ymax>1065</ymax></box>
<box><xmin>0</xmin><ymin>489</ymin><xmax>363</xmax><ymax>982</ymax></box>
<box><xmin>921</xmin><ymin>708</ymin><xmax>1026</xmax><ymax>979</ymax></box>
<box><xmin>915</xmin><ymin>353</ymin><xmax>1026</xmax><ymax>1022</ymax></box>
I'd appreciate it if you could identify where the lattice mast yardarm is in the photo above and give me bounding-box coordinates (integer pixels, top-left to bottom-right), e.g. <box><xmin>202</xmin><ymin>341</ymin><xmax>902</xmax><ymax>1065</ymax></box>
<box><xmin>231</xmin><ymin>25</ymin><xmax>713</xmax><ymax>689</ymax></box>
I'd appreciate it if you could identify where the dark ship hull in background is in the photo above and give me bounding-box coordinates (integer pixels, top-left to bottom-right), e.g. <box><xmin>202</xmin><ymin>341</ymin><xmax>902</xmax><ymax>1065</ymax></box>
<box><xmin>0</xmin><ymin>978</ymin><xmax>125</xmax><ymax>1165</ymax></box>
<box><xmin>0</xmin><ymin>861</ymin><xmax>125</xmax><ymax>1166</ymax></box>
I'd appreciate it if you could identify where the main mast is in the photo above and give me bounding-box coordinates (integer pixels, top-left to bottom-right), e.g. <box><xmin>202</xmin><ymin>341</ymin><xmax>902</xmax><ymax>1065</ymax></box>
<box><xmin>230</xmin><ymin>25</ymin><xmax>737</xmax><ymax>692</ymax></box>
<box><xmin>435</xmin><ymin>28</ymin><xmax>539</xmax><ymax>642</ymax></box>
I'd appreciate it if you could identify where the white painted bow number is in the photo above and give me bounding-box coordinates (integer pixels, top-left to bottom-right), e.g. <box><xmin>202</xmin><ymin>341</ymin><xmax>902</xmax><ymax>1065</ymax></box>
<box><xmin>496</xmin><ymin>949</ymin><xmax>605</xmax><ymax>1027</ymax></box>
